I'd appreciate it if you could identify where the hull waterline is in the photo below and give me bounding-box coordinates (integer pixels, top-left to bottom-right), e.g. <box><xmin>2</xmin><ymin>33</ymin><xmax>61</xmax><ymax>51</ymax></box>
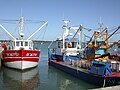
<box><xmin>49</xmin><ymin>60</ymin><xmax>120</xmax><ymax>87</ymax></box>
<box><xmin>3</xmin><ymin>49</ymin><xmax>40</xmax><ymax>70</ymax></box>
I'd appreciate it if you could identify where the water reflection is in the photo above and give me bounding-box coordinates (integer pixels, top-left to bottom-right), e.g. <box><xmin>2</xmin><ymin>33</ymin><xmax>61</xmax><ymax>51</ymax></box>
<box><xmin>48</xmin><ymin>66</ymin><xmax>98</xmax><ymax>90</ymax></box>
<box><xmin>3</xmin><ymin>67</ymin><xmax>40</xmax><ymax>90</ymax></box>
<box><xmin>0</xmin><ymin>59</ymin><xmax>98</xmax><ymax>90</ymax></box>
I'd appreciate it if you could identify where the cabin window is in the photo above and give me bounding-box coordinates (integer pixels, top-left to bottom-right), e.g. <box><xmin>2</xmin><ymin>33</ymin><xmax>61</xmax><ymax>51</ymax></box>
<box><xmin>25</xmin><ymin>42</ymin><xmax>28</xmax><ymax>46</ymax></box>
<box><xmin>97</xmin><ymin>42</ymin><xmax>100</xmax><ymax>46</ymax></box>
<box><xmin>118</xmin><ymin>45</ymin><xmax>120</xmax><ymax>48</ymax></box>
<box><xmin>58</xmin><ymin>42</ymin><xmax>61</xmax><ymax>48</ymax></box>
<box><xmin>29</xmin><ymin>42</ymin><xmax>32</xmax><ymax>47</ymax></box>
<box><xmin>72</xmin><ymin>42</ymin><xmax>77</xmax><ymax>48</ymax></box>
<box><xmin>72</xmin><ymin>42</ymin><xmax>74</xmax><ymax>48</ymax></box>
<box><xmin>65</xmin><ymin>42</ymin><xmax>67</xmax><ymax>48</ymax></box>
<box><xmin>16</xmin><ymin>42</ymin><xmax>19</xmax><ymax>46</ymax></box>
<box><xmin>67</xmin><ymin>42</ymin><xmax>77</xmax><ymax>48</ymax></box>
<box><xmin>21</xmin><ymin>42</ymin><xmax>23</xmax><ymax>46</ymax></box>
<box><xmin>97</xmin><ymin>41</ymin><xmax>104</xmax><ymax>46</ymax></box>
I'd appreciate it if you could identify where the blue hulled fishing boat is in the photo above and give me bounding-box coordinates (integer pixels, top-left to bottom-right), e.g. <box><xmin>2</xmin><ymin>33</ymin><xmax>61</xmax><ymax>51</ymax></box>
<box><xmin>48</xmin><ymin>20</ymin><xmax>120</xmax><ymax>87</ymax></box>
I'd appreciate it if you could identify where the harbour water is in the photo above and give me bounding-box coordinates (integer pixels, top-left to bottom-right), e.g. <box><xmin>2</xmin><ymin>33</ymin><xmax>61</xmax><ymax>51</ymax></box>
<box><xmin>0</xmin><ymin>41</ymin><xmax>99</xmax><ymax>90</ymax></box>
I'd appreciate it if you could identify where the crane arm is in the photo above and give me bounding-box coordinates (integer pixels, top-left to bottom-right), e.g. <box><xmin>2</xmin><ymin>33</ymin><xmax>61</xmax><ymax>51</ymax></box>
<box><xmin>97</xmin><ymin>26</ymin><xmax>120</xmax><ymax>49</ymax></box>
<box><xmin>107</xmin><ymin>40</ymin><xmax>120</xmax><ymax>49</ymax></box>
<box><xmin>27</xmin><ymin>21</ymin><xmax>48</xmax><ymax>40</ymax></box>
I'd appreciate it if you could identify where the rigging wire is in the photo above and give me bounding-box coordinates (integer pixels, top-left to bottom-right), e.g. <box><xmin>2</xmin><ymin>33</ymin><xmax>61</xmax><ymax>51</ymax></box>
<box><xmin>82</xmin><ymin>26</ymin><xmax>103</xmax><ymax>31</ymax></box>
<box><xmin>0</xmin><ymin>19</ymin><xmax>48</xmax><ymax>40</ymax></box>
<box><xmin>30</xmin><ymin>23</ymin><xmax>48</xmax><ymax>41</ymax></box>
<box><xmin>41</xmin><ymin>25</ymin><xmax>47</xmax><ymax>40</ymax></box>
<box><xmin>11</xmin><ymin>22</ymin><xmax>20</xmax><ymax>39</ymax></box>
<box><xmin>48</xmin><ymin>27</ymin><xmax>63</xmax><ymax>48</ymax></box>
<box><xmin>108</xmin><ymin>27</ymin><xmax>118</xmax><ymax>33</ymax></box>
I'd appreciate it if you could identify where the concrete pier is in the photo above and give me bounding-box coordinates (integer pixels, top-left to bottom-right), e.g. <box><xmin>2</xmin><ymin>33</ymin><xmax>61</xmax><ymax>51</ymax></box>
<box><xmin>91</xmin><ymin>85</ymin><xmax>120</xmax><ymax>90</ymax></box>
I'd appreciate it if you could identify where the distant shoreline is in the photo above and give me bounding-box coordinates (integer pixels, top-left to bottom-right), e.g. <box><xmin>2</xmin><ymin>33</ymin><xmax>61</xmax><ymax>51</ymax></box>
<box><xmin>0</xmin><ymin>40</ymin><xmax>54</xmax><ymax>42</ymax></box>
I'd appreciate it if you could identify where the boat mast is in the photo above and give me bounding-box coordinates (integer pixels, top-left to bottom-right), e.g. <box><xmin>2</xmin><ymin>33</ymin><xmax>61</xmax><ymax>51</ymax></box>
<box><xmin>79</xmin><ymin>24</ymin><xmax>82</xmax><ymax>49</ymax></box>
<box><xmin>62</xmin><ymin>20</ymin><xmax>70</xmax><ymax>50</ymax></box>
<box><xmin>70</xmin><ymin>25</ymin><xmax>82</xmax><ymax>50</ymax></box>
<box><xmin>19</xmin><ymin>16</ymin><xmax>24</xmax><ymax>40</ymax></box>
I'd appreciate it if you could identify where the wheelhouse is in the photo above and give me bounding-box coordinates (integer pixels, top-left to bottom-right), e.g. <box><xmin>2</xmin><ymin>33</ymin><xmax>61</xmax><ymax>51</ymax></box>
<box><xmin>56</xmin><ymin>38</ymin><xmax>79</xmax><ymax>56</ymax></box>
<box><xmin>12</xmin><ymin>40</ymin><xmax>33</xmax><ymax>50</ymax></box>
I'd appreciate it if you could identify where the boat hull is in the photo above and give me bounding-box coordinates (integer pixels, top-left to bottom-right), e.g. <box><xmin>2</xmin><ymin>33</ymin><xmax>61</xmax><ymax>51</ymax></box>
<box><xmin>2</xmin><ymin>49</ymin><xmax>40</xmax><ymax>70</ymax></box>
<box><xmin>49</xmin><ymin>60</ymin><xmax>120</xmax><ymax>87</ymax></box>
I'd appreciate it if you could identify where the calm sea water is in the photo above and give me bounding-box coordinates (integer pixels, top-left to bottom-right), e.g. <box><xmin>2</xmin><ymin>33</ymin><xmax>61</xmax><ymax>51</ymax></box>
<box><xmin>0</xmin><ymin>41</ymin><xmax>99</xmax><ymax>90</ymax></box>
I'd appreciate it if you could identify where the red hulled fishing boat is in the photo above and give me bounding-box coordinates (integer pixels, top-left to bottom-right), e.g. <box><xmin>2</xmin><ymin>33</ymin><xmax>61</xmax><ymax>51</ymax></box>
<box><xmin>0</xmin><ymin>17</ymin><xmax>48</xmax><ymax>70</ymax></box>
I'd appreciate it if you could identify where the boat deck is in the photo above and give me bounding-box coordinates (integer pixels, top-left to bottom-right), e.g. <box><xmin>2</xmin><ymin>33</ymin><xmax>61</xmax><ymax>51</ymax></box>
<box><xmin>50</xmin><ymin>60</ymin><xmax>120</xmax><ymax>78</ymax></box>
<box><xmin>50</xmin><ymin>60</ymin><xmax>91</xmax><ymax>74</ymax></box>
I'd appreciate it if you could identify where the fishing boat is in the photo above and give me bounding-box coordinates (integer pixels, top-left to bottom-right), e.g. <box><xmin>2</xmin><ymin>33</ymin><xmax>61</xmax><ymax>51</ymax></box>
<box><xmin>48</xmin><ymin>20</ymin><xmax>81</xmax><ymax>62</ymax></box>
<box><xmin>48</xmin><ymin>20</ymin><xmax>120</xmax><ymax>87</ymax></box>
<box><xmin>0</xmin><ymin>17</ymin><xmax>48</xmax><ymax>70</ymax></box>
<box><xmin>109</xmin><ymin>41</ymin><xmax>120</xmax><ymax>61</ymax></box>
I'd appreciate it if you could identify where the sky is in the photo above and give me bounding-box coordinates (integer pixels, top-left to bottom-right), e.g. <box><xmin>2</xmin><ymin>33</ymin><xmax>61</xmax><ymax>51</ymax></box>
<box><xmin>0</xmin><ymin>0</ymin><xmax>120</xmax><ymax>41</ymax></box>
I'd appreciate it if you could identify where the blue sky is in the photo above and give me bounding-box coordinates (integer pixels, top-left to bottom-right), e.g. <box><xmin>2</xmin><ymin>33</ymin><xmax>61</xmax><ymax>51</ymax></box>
<box><xmin>0</xmin><ymin>0</ymin><xmax>120</xmax><ymax>41</ymax></box>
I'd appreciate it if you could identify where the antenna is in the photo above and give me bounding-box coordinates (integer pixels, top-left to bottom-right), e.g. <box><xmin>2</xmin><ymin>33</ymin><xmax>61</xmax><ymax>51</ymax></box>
<box><xmin>100</xmin><ymin>17</ymin><xmax>102</xmax><ymax>24</ymax></box>
<box><xmin>99</xmin><ymin>17</ymin><xmax>103</xmax><ymax>32</ymax></box>
<box><xmin>21</xmin><ymin>8</ymin><xmax>23</xmax><ymax>17</ymax></box>
<box><xmin>63</xmin><ymin>20</ymin><xmax>70</xmax><ymax>26</ymax></box>
<box><xmin>62</xmin><ymin>12</ymin><xmax>70</xmax><ymax>26</ymax></box>
<box><xmin>62</xmin><ymin>12</ymin><xmax>64</xmax><ymax>20</ymax></box>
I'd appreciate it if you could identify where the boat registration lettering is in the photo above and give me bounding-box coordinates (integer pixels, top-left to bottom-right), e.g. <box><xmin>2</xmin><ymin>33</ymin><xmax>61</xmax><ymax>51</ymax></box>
<box><xmin>6</xmin><ymin>53</ymin><xmax>19</xmax><ymax>56</ymax></box>
<box><xmin>26</xmin><ymin>53</ymin><xmax>37</xmax><ymax>56</ymax></box>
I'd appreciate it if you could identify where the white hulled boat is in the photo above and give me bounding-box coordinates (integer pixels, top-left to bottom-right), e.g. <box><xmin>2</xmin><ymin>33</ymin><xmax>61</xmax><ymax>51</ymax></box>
<box><xmin>0</xmin><ymin>17</ymin><xmax>48</xmax><ymax>70</ymax></box>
